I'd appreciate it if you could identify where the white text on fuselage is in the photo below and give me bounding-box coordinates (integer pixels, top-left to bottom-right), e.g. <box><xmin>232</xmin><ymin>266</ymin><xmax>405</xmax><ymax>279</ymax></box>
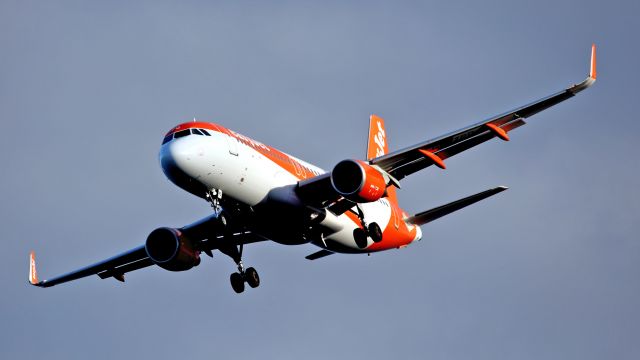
<box><xmin>373</xmin><ymin>120</ymin><xmax>386</xmax><ymax>157</ymax></box>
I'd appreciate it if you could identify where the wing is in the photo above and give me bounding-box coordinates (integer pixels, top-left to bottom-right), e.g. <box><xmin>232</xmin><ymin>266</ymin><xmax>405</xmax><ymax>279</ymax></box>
<box><xmin>371</xmin><ymin>44</ymin><xmax>597</xmax><ymax>180</ymax></box>
<box><xmin>28</xmin><ymin>247</ymin><xmax>150</xmax><ymax>287</ymax></box>
<box><xmin>29</xmin><ymin>214</ymin><xmax>269</xmax><ymax>288</ymax></box>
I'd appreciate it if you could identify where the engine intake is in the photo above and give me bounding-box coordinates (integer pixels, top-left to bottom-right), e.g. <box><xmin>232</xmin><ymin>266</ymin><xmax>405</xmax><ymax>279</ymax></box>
<box><xmin>331</xmin><ymin>159</ymin><xmax>386</xmax><ymax>203</ymax></box>
<box><xmin>145</xmin><ymin>227</ymin><xmax>200</xmax><ymax>271</ymax></box>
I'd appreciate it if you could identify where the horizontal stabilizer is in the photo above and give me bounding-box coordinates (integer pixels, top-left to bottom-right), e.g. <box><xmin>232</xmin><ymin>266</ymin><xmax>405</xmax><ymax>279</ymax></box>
<box><xmin>405</xmin><ymin>186</ymin><xmax>508</xmax><ymax>226</ymax></box>
<box><xmin>305</xmin><ymin>249</ymin><xmax>334</xmax><ymax>260</ymax></box>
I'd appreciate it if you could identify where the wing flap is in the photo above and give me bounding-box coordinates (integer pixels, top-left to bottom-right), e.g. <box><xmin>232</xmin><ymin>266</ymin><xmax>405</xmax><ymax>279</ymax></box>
<box><xmin>97</xmin><ymin>258</ymin><xmax>154</xmax><ymax>281</ymax></box>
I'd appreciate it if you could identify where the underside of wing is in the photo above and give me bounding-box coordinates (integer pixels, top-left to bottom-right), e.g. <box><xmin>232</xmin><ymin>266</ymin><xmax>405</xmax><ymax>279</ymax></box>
<box><xmin>29</xmin><ymin>213</ymin><xmax>270</xmax><ymax>288</ymax></box>
<box><xmin>29</xmin><ymin>246</ymin><xmax>150</xmax><ymax>287</ymax></box>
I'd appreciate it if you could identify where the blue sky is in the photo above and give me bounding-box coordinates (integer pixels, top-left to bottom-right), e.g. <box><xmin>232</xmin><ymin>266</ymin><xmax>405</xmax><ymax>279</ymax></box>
<box><xmin>1</xmin><ymin>1</ymin><xmax>639</xmax><ymax>359</ymax></box>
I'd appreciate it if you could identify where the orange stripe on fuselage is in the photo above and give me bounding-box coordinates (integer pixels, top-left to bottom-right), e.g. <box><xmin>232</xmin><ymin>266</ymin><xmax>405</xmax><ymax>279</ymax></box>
<box><xmin>166</xmin><ymin>122</ymin><xmax>319</xmax><ymax>181</ymax></box>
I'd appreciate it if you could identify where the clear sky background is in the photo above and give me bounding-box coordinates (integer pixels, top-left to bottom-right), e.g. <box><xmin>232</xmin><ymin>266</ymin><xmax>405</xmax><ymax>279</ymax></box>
<box><xmin>1</xmin><ymin>1</ymin><xmax>638</xmax><ymax>359</ymax></box>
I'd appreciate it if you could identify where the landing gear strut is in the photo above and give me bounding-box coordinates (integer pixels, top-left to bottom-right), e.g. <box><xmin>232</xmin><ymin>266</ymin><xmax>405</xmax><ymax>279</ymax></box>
<box><xmin>222</xmin><ymin>243</ymin><xmax>260</xmax><ymax>294</ymax></box>
<box><xmin>206</xmin><ymin>187</ymin><xmax>261</xmax><ymax>293</ymax></box>
<box><xmin>205</xmin><ymin>188</ymin><xmax>223</xmax><ymax>213</ymax></box>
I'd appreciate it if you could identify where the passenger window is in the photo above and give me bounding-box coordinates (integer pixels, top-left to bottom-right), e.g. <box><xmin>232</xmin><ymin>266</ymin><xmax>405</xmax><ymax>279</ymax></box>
<box><xmin>174</xmin><ymin>129</ymin><xmax>190</xmax><ymax>138</ymax></box>
<box><xmin>162</xmin><ymin>134</ymin><xmax>173</xmax><ymax>144</ymax></box>
<box><xmin>200</xmin><ymin>129</ymin><xmax>211</xmax><ymax>136</ymax></box>
<box><xmin>192</xmin><ymin>128</ymin><xmax>204</xmax><ymax>135</ymax></box>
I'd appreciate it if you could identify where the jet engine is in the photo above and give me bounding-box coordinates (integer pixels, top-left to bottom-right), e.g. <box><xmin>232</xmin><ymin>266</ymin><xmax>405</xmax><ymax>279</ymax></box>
<box><xmin>145</xmin><ymin>227</ymin><xmax>200</xmax><ymax>271</ymax></box>
<box><xmin>331</xmin><ymin>159</ymin><xmax>386</xmax><ymax>203</ymax></box>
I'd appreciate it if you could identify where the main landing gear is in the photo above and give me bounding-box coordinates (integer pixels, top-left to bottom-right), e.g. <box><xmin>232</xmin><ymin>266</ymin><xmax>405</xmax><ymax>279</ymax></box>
<box><xmin>230</xmin><ymin>261</ymin><xmax>260</xmax><ymax>293</ymax></box>
<box><xmin>352</xmin><ymin>205</ymin><xmax>383</xmax><ymax>248</ymax></box>
<box><xmin>216</xmin><ymin>210</ymin><xmax>259</xmax><ymax>294</ymax></box>
<box><xmin>227</xmin><ymin>244</ymin><xmax>260</xmax><ymax>294</ymax></box>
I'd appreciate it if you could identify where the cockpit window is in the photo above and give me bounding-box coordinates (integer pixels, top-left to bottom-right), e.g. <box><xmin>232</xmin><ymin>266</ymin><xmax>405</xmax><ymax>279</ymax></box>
<box><xmin>174</xmin><ymin>129</ymin><xmax>190</xmax><ymax>138</ymax></box>
<box><xmin>163</xmin><ymin>127</ymin><xmax>214</xmax><ymax>144</ymax></box>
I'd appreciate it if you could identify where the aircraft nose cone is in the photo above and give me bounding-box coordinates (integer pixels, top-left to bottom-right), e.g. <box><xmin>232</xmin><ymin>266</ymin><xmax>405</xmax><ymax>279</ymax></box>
<box><xmin>160</xmin><ymin>138</ymin><xmax>204</xmax><ymax>187</ymax></box>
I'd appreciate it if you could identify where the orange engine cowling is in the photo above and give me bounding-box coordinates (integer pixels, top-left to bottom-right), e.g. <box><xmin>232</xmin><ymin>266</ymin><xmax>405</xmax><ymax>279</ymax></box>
<box><xmin>145</xmin><ymin>227</ymin><xmax>201</xmax><ymax>271</ymax></box>
<box><xmin>331</xmin><ymin>159</ymin><xmax>387</xmax><ymax>203</ymax></box>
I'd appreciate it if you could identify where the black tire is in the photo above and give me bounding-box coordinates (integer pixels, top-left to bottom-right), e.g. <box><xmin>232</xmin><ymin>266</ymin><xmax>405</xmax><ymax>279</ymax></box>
<box><xmin>368</xmin><ymin>222</ymin><xmax>383</xmax><ymax>243</ymax></box>
<box><xmin>218</xmin><ymin>211</ymin><xmax>228</xmax><ymax>229</ymax></box>
<box><xmin>245</xmin><ymin>267</ymin><xmax>260</xmax><ymax>288</ymax></box>
<box><xmin>230</xmin><ymin>272</ymin><xmax>245</xmax><ymax>293</ymax></box>
<box><xmin>353</xmin><ymin>228</ymin><xmax>368</xmax><ymax>249</ymax></box>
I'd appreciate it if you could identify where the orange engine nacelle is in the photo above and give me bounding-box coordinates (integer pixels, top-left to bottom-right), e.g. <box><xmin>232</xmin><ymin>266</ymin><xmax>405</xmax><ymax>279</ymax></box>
<box><xmin>145</xmin><ymin>227</ymin><xmax>201</xmax><ymax>271</ymax></box>
<box><xmin>331</xmin><ymin>159</ymin><xmax>387</xmax><ymax>203</ymax></box>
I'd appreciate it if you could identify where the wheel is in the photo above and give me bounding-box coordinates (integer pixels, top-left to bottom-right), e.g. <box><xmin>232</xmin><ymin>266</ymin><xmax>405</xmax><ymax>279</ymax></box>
<box><xmin>353</xmin><ymin>228</ymin><xmax>368</xmax><ymax>249</ymax></box>
<box><xmin>368</xmin><ymin>222</ymin><xmax>383</xmax><ymax>243</ymax></box>
<box><xmin>218</xmin><ymin>211</ymin><xmax>228</xmax><ymax>228</ymax></box>
<box><xmin>245</xmin><ymin>267</ymin><xmax>260</xmax><ymax>288</ymax></box>
<box><xmin>230</xmin><ymin>272</ymin><xmax>245</xmax><ymax>293</ymax></box>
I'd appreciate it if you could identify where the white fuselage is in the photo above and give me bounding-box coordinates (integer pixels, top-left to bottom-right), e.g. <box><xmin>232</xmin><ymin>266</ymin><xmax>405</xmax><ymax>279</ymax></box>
<box><xmin>159</xmin><ymin>123</ymin><xmax>421</xmax><ymax>253</ymax></box>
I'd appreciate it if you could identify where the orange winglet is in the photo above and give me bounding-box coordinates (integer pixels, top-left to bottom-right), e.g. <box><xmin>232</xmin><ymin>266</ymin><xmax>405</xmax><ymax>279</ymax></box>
<box><xmin>485</xmin><ymin>123</ymin><xmax>510</xmax><ymax>141</ymax></box>
<box><xmin>590</xmin><ymin>43</ymin><xmax>597</xmax><ymax>79</ymax></box>
<box><xmin>418</xmin><ymin>149</ymin><xmax>446</xmax><ymax>169</ymax></box>
<box><xmin>29</xmin><ymin>251</ymin><xmax>39</xmax><ymax>285</ymax></box>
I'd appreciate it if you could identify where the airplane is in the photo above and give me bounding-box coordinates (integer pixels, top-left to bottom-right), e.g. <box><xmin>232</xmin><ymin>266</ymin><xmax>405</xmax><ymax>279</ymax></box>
<box><xmin>28</xmin><ymin>44</ymin><xmax>597</xmax><ymax>293</ymax></box>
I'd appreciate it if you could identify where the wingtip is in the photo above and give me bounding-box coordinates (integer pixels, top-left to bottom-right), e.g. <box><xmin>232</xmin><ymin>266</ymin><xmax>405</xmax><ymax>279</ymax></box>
<box><xmin>569</xmin><ymin>44</ymin><xmax>597</xmax><ymax>94</ymax></box>
<box><xmin>590</xmin><ymin>43</ymin><xmax>597</xmax><ymax>79</ymax></box>
<box><xmin>29</xmin><ymin>251</ymin><xmax>40</xmax><ymax>285</ymax></box>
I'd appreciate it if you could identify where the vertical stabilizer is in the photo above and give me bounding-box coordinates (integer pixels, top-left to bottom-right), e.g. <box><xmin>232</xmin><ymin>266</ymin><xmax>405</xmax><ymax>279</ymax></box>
<box><xmin>367</xmin><ymin>114</ymin><xmax>398</xmax><ymax>204</ymax></box>
<box><xmin>367</xmin><ymin>114</ymin><xmax>388</xmax><ymax>160</ymax></box>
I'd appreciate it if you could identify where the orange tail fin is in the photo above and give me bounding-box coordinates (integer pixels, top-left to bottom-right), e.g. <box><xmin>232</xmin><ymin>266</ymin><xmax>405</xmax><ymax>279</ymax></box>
<box><xmin>367</xmin><ymin>114</ymin><xmax>398</xmax><ymax>204</ymax></box>
<box><xmin>367</xmin><ymin>114</ymin><xmax>388</xmax><ymax>160</ymax></box>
